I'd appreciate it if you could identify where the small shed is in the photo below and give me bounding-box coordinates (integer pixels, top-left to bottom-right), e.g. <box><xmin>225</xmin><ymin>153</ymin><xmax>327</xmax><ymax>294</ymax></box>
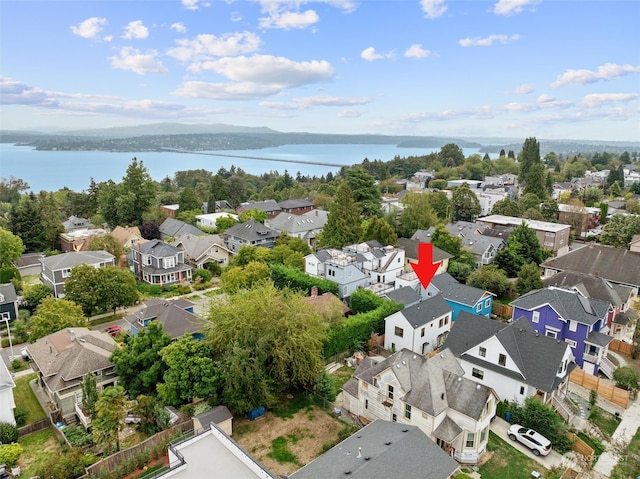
<box><xmin>193</xmin><ymin>405</ymin><xmax>233</xmax><ymax>436</ymax></box>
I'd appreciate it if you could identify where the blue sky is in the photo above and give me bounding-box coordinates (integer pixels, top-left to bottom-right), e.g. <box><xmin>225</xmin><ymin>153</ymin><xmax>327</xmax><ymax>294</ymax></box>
<box><xmin>1</xmin><ymin>0</ymin><xmax>639</xmax><ymax>141</ymax></box>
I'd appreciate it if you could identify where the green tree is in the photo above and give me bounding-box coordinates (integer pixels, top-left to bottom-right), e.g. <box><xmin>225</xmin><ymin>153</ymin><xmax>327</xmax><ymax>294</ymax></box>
<box><xmin>158</xmin><ymin>336</ymin><xmax>219</xmax><ymax>406</ymax></box>
<box><xmin>20</xmin><ymin>283</ymin><xmax>52</xmax><ymax>313</ymax></box>
<box><xmin>429</xmin><ymin>191</ymin><xmax>452</xmax><ymax>221</ymax></box>
<box><xmin>178</xmin><ymin>185</ymin><xmax>202</xmax><ymax>213</ymax></box>
<box><xmin>38</xmin><ymin>192</ymin><xmax>64</xmax><ymax>251</ymax></box>
<box><xmin>519</xmin><ymin>137</ymin><xmax>547</xmax><ymax>199</ymax></box>
<box><xmin>609</xmin><ymin>180</ymin><xmax>622</xmax><ymax>198</ymax></box>
<box><xmin>540</xmin><ymin>199</ymin><xmax>559</xmax><ymax>222</ymax></box>
<box><xmin>110</xmin><ymin>321</ymin><xmax>172</xmax><ymax>397</ymax></box>
<box><xmin>233</xmin><ymin>245</ymin><xmax>271</xmax><ymax>267</ymax></box>
<box><xmin>87</xmin><ymin>234</ymin><xmax>124</xmax><ymax>259</ymax></box>
<box><xmin>613</xmin><ymin>366</ymin><xmax>639</xmax><ymax>391</ymax></box>
<box><xmin>438</xmin><ymin>143</ymin><xmax>465</xmax><ymax>167</ymax></box>
<box><xmin>344</xmin><ymin>167</ymin><xmax>381</xmax><ymax>218</ymax></box>
<box><xmin>316</xmin><ymin>370</ymin><xmax>336</xmax><ymax>402</ymax></box>
<box><xmin>490</xmin><ymin>198</ymin><xmax>521</xmax><ymax>217</ymax></box>
<box><xmin>81</xmin><ymin>372</ymin><xmax>99</xmax><ymax>419</ymax></box>
<box><xmin>451</xmin><ymin>184</ymin><xmax>481</xmax><ymax>222</ymax></box>
<box><xmin>318</xmin><ymin>183</ymin><xmax>362</xmax><ymax>248</ymax></box>
<box><xmin>0</xmin><ymin>228</ymin><xmax>24</xmax><ymax>268</ymax></box>
<box><xmin>64</xmin><ymin>265</ymin><xmax>138</xmax><ymax>316</ymax></box>
<box><xmin>515</xmin><ymin>263</ymin><xmax>543</xmax><ymax>295</ymax></box>
<box><xmin>397</xmin><ymin>192</ymin><xmax>439</xmax><ymax>238</ymax></box>
<box><xmin>215</xmin><ymin>215</ymin><xmax>237</xmax><ymax>233</ymax></box>
<box><xmin>349</xmin><ymin>288</ymin><xmax>384</xmax><ymax>314</ymax></box>
<box><xmin>0</xmin><ymin>422</ymin><xmax>18</xmax><ymax>443</ymax></box>
<box><xmin>238</xmin><ymin>208</ymin><xmax>268</xmax><ymax>223</ymax></box>
<box><xmin>275</xmin><ymin>234</ymin><xmax>312</xmax><ymax>256</ymax></box>
<box><xmin>361</xmin><ymin>216</ymin><xmax>398</xmax><ymax>245</ymax></box>
<box><xmin>600</xmin><ymin>214</ymin><xmax>640</xmax><ymax>248</ymax></box>
<box><xmin>495</xmin><ymin>222</ymin><xmax>550</xmax><ymax>277</ymax></box>
<box><xmin>466</xmin><ymin>265</ymin><xmax>510</xmax><ymax>297</ymax></box>
<box><xmin>518</xmin><ymin>193</ymin><xmax>542</xmax><ymax>213</ymax></box>
<box><xmin>511</xmin><ymin>397</ymin><xmax>574</xmax><ymax>453</ymax></box>
<box><xmin>133</xmin><ymin>395</ymin><xmax>168</xmax><ymax>435</ymax></box>
<box><xmin>30</xmin><ymin>297</ymin><xmax>88</xmax><ymax>340</ymax></box>
<box><xmin>8</xmin><ymin>193</ymin><xmax>46</xmax><ymax>252</ymax></box>
<box><xmin>93</xmin><ymin>385</ymin><xmax>128</xmax><ymax>453</ymax></box>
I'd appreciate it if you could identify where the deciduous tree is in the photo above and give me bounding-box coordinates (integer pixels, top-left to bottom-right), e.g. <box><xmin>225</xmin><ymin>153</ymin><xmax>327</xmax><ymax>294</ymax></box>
<box><xmin>397</xmin><ymin>192</ymin><xmax>439</xmax><ymax>238</ymax></box>
<box><xmin>30</xmin><ymin>297</ymin><xmax>88</xmax><ymax>340</ymax></box>
<box><xmin>87</xmin><ymin>234</ymin><xmax>124</xmax><ymax>259</ymax></box>
<box><xmin>515</xmin><ymin>263</ymin><xmax>543</xmax><ymax>296</ymax></box>
<box><xmin>466</xmin><ymin>265</ymin><xmax>510</xmax><ymax>297</ymax></box>
<box><xmin>0</xmin><ymin>228</ymin><xmax>24</xmax><ymax>268</ymax></box>
<box><xmin>451</xmin><ymin>183</ymin><xmax>481</xmax><ymax>222</ymax></box>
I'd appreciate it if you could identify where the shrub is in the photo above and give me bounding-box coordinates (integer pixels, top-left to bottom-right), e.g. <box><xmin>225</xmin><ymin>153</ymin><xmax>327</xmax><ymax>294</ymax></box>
<box><xmin>269</xmin><ymin>263</ymin><xmax>339</xmax><ymax>296</ymax></box>
<box><xmin>11</xmin><ymin>359</ymin><xmax>22</xmax><ymax>371</ymax></box>
<box><xmin>193</xmin><ymin>268</ymin><xmax>212</xmax><ymax>284</ymax></box>
<box><xmin>64</xmin><ymin>424</ymin><xmax>94</xmax><ymax>448</ymax></box>
<box><xmin>0</xmin><ymin>443</ymin><xmax>23</xmax><ymax>467</ymax></box>
<box><xmin>0</xmin><ymin>422</ymin><xmax>18</xmax><ymax>444</ymax></box>
<box><xmin>13</xmin><ymin>407</ymin><xmax>27</xmax><ymax>427</ymax></box>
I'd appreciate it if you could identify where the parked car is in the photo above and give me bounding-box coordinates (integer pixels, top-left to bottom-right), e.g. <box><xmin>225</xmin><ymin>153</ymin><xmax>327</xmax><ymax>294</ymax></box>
<box><xmin>508</xmin><ymin>424</ymin><xmax>552</xmax><ymax>456</ymax></box>
<box><xmin>104</xmin><ymin>325</ymin><xmax>122</xmax><ymax>337</ymax></box>
<box><xmin>20</xmin><ymin>347</ymin><xmax>30</xmax><ymax>361</ymax></box>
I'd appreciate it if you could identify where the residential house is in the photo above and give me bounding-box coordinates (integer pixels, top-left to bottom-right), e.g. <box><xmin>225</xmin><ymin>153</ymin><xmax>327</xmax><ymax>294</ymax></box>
<box><xmin>266</xmin><ymin>211</ymin><xmax>327</xmax><ymax>247</ymax></box>
<box><xmin>59</xmin><ymin>228</ymin><xmax>107</xmax><ymax>252</ymax></box>
<box><xmin>0</xmin><ymin>283</ymin><xmax>19</xmax><ymax>322</ymax></box>
<box><xmin>443</xmin><ymin>313</ymin><xmax>575</xmax><ymax>407</ymax></box>
<box><xmin>484</xmin><ymin>174</ymin><xmax>517</xmax><ymax>187</ymax></box>
<box><xmin>41</xmin><ymin>250</ymin><xmax>115</xmax><ymax>298</ymax></box>
<box><xmin>304</xmin><ymin>249</ymin><xmax>370</xmax><ymax>299</ymax></box>
<box><xmin>383</xmin><ymin>294</ymin><xmax>453</xmax><ymax>355</ymax></box>
<box><xmin>125</xmin><ymin>297</ymin><xmax>206</xmax><ymax>340</ymax></box>
<box><xmin>629</xmin><ymin>234</ymin><xmax>640</xmax><ymax>254</ymax></box>
<box><xmin>396</xmin><ymin>238</ymin><xmax>452</xmax><ymax>275</ymax></box>
<box><xmin>384</xmin><ymin>285</ymin><xmax>422</xmax><ymax>308</ymax></box>
<box><xmin>111</xmin><ymin>226</ymin><xmax>144</xmax><ymax>249</ymax></box>
<box><xmin>193</xmin><ymin>405</ymin><xmax>233</xmax><ymax>436</ymax></box>
<box><xmin>427</xmin><ymin>272</ymin><xmax>493</xmax><ymax>321</ymax></box>
<box><xmin>160</xmin><ymin>204</ymin><xmax>179</xmax><ymax>218</ymax></box>
<box><xmin>15</xmin><ymin>252</ymin><xmax>45</xmax><ymax>277</ymax></box>
<box><xmin>159</xmin><ymin>218</ymin><xmax>204</xmax><ymax>240</ymax></box>
<box><xmin>341</xmin><ymin>348</ymin><xmax>498</xmax><ymax>464</ymax></box>
<box><xmin>171</xmin><ymin>233</ymin><xmax>233</xmax><ymax>269</ymax></box>
<box><xmin>510</xmin><ymin>287</ymin><xmax>613</xmax><ymax>377</ymax></box>
<box><xmin>236</xmin><ymin>200</ymin><xmax>281</xmax><ymax>219</ymax></box>
<box><xmin>26</xmin><ymin>328</ymin><xmax>118</xmax><ymax>424</ymax></box>
<box><xmin>542</xmin><ymin>243</ymin><xmax>640</xmax><ymax>294</ymax></box>
<box><xmin>477</xmin><ymin>215</ymin><xmax>571</xmax><ymax>255</ymax></box>
<box><xmin>542</xmin><ymin>270</ymin><xmax>634</xmax><ymax>332</ymax></box>
<box><xmin>291</xmin><ymin>420</ymin><xmax>460</xmax><ymax>479</ymax></box>
<box><xmin>304</xmin><ymin>287</ymin><xmax>351</xmax><ymax>317</ymax></box>
<box><xmin>277</xmin><ymin>198</ymin><xmax>314</xmax><ymax>215</ymax></box>
<box><xmin>195</xmin><ymin>212</ymin><xmax>238</xmax><ymax>228</ymax></box>
<box><xmin>224</xmin><ymin>219</ymin><xmax>280</xmax><ymax>252</ymax></box>
<box><xmin>127</xmin><ymin>239</ymin><xmax>192</xmax><ymax>285</ymax></box>
<box><xmin>0</xmin><ymin>360</ymin><xmax>16</xmax><ymax>425</ymax></box>
<box><xmin>343</xmin><ymin>241</ymin><xmax>406</xmax><ymax>287</ymax></box>
<box><xmin>62</xmin><ymin>215</ymin><xmax>92</xmax><ymax>232</ymax></box>
<box><xmin>476</xmin><ymin>188</ymin><xmax>512</xmax><ymax>216</ymax></box>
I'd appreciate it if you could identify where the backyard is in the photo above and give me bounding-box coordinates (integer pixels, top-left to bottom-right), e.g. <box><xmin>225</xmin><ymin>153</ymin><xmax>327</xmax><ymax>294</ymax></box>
<box><xmin>13</xmin><ymin>373</ymin><xmax>47</xmax><ymax>423</ymax></box>
<box><xmin>17</xmin><ymin>428</ymin><xmax>65</xmax><ymax>478</ymax></box>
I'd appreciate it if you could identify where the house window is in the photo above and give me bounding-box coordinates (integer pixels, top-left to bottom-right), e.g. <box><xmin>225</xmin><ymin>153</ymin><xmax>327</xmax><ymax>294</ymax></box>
<box><xmin>421</xmin><ymin>327</ymin><xmax>425</xmax><ymax>337</ymax></box>
<box><xmin>392</xmin><ymin>413</ymin><xmax>397</xmax><ymax>422</ymax></box>
<box><xmin>394</xmin><ymin>326</ymin><xmax>404</xmax><ymax>338</ymax></box>
<box><xmin>61</xmin><ymin>268</ymin><xmax>72</xmax><ymax>278</ymax></box>
<box><xmin>405</xmin><ymin>403</ymin><xmax>412</xmax><ymax>419</ymax></box>
<box><xmin>479</xmin><ymin>347</ymin><xmax>486</xmax><ymax>357</ymax></box>
<box><xmin>485</xmin><ymin>298</ymin><xmax>491</xmax><ymax>307</ymax></box>
<box><xmin>0</xmin><ymin>312</ymin><xmax>9</xmax><ymax>321</ymax></box>
<box><xmin>444</xmin><ymin>315</ymin><xmax>449</xmax><ymax>325</ymax></box>
<box><xmin>328</xmin><ymin>269</ymin><xmax>335</xmax><ymax>277</ymax></box>
<box><xmin>569</xmin><ymin>320</ymin><xmax>577</xmax><ymax>332</ymax></box>
<box><xmin>498</xmin><ymin>354</ymin><xmax>506</xmax><ymax>366</ymax></box>
<box><xmin>365</xmin><ymin>399</ymin><xmax>368</xmax><ymax>409</ymax></box>
<box><xmin>480</xmin><ymin>426</ymin><xmax>488</xmax><ymax>443</ymax></box>
<box><xmin>388</xmin><ymin>385</ymin><xmax>394</xmax><ymax>400</ymax></box>
<box><xmin>565</xmin><ymin>339</ymin><xmax>577</xmax><ymax>348</ymax></box>
<box><xmin>532</xmin><ymin>311</ymin><xmax>540</xmax><ymax>323</ymax></box>
<box><xmin>520</xmin><ymin>386</ymin><xmax>525</xmax><ymax>395</ymax></box>
<box><xmin>472</xmin><ymin>368</ymin><xmax>484</xmax><ymax>380</ymax></box>
<box><xmin>143</xmin><ymin>255</ymin><xmax>152</xmax><ymax>266</ymax></box>
<box><xmin>546</xmin><ymin>329</ymin><xmax>558</xmax><ymax>339</ymax></box>
<box><xmin>439</xmin><ymin>318</ymin><xmax>444</xmax><ymax>328</ymax></box>
<box><xmin>466</xmin><ymin>432</ymin><xmax>475</xmax><ymax>448</ymax></box>
<box><xmin>163</xmin><ymin>257</ymin><xmax>176</xmax><ymax>268</ymax></box>
<box><xmin>476</xmin><ymin>303</ymin><xmax>482</xmax><ymax>312</ymax></box>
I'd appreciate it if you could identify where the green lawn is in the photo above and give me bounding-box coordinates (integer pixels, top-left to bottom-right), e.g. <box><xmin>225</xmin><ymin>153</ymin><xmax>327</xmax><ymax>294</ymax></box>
<box><xmin>589</xmin><ymin>406</ymin><xmax>621</xmax><ymax>438</ymax></box>
<box><xmin>18</xmin><ymin>428</ymin><xmax>64</xmax><ymax>478</ymax></box>
<box><xmin>479</xmin><ymin>432</ymin><xmax>554</xmax><ymax>479</ymax></box>
<box><xmin>13</xmin><ymin>373</ymin><xmax>47</xmax><ymax>423</ymax></box>
<box><xmin>331</xmin><ymin>365</ymin><xmax>355</xmax><ymax>395</ymax></box>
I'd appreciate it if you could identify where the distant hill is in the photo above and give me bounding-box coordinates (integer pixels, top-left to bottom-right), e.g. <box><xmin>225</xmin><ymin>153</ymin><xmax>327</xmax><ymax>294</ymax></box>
<box><xmin>58</xmin><ymin>122</ymin><xmax>280</xmax><ymax>137</ymax></box>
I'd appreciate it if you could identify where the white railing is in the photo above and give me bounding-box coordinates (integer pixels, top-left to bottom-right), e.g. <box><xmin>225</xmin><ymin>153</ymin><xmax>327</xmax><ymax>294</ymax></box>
<box><xmin>75</xmin><ymin>402</ymin><xmax>91</xmax><ymax>428</ymax></box>
<box><xmin>582</xmin><ymin>352</ymin><xmax>599</xmax><ymax>364</ymax></box>
<box><xmin>599</xmin><ymin>355</ymin><xmax>616</xmax><ymax>379</ymax></box>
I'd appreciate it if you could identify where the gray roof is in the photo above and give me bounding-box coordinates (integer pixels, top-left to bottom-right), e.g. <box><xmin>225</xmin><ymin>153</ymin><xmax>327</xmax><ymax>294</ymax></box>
<box><xmin>384</xmin><ymin>286</ymin><xmax>421</xmax><ymax>307</ymax></box>
<box><xmin>542</xmin><ymin>244</ymin><xmax>640</xmax><ymax>288</ymax></box>
<box><xmin>290</xmin><ymin>420</ymin><xmax>459</xmax><ymax>479</ymax></box>
<box><xmin>342</xmin><ymin>356</ymin><xmax>379</xmax><ymax>398</ymax></box>
<box><xmin>432</xmin><ymin>415</ymin><xmax>463</xmax><ymax>443</ymax></box>
<box><xmin>480</xmin><ymin>225</ymin><xmax>514</xmax><ymax>240</ymax></box>
<box><xmin>194</xmin><ymin>405</ymin><xmax>233</xmax><ymax>428</ymax></box>
<box><xmin>171</xmin><ymin>233</ymin><xmax>230</xmax><ymax>261</ymax></box>
<box><xmin>63</xmin><ymin>215</ymin><xmax>91</xmax><ymax>231</ymax></box>
<box><xmin>511</xmin><ymin>287</ymin><xmax>610</xmax><ymax>326</ymax></box>
<box><xmin>267</xmin><ymin>211</ymin><xmax>327</xmax><ymax>234</ymax></box>
<box><xmin>397</xmin><ymin>295</ymin><xmax>452</xmax><ymax>328</ymax></box>
<box><xmin>443</xmin><ymin>313</ymin><xmax>573</xmax><ymax>393</ymax></box>
<box><xmin>125</xmin><ymin>297</ymin><xmax>206</xmax><ymax>339</ymax></box>
<box><xmin>159</xmin><ymin>218</ymin><xmax>205</xmax><ymax>239</ymax></box>
<box><xmin>460</xmin><ymin>233</ymin><xmax>504</xmax><ymax>257</ymax></box>
<box><xmin>224</xmin><ymin>219</ymin><xmax>280</xmax><ymax>242</ymax></box>
<box><xmin>542</xmin><ymin>270</ymin><xmax>633</xmax><ymax>307</ymax></box>
<box><xmin>238</xmin><ymin>199</ymin><xmax>281</xmax><ymax>213</ymax></box>
<box><xmin>396</xmin><ymin>238</ymin><xmax>453</xmax><ymax>262</ymax></box>
<box><xmin>133</xmin><ymin>239</ymin><xmax>183</xmax><ymax>258</ymax></box>
<box><xmin>15</xmin><ymin>252</ymin><xmax>45</xmax><ymax>269</ymax></box>
<box><xmin>586</xmin><ymin>330</ymin><xmax>614</xmax><ymax>348</ymax></box>
<box><xmin>431</xmin><ymin>272</ymin><xmax>490</xmax><ymax>306</ymax></box>
<box><xmin>277</xmin><ymin>198</ymin><xmax>314</xmax><ymax>209</ymax></box>
<box><xmin>41</xmin><ymin>250</ymin><xmax>115</xmax><ymax>270</ymax></box>
<box><xmin>0</xmin><ymin>283</ymin><xmax>18</xmax><ymax>304</ymax></box>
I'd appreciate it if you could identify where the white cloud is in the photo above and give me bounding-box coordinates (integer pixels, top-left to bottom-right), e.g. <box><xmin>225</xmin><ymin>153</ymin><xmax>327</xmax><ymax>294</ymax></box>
<box><xmin>420</xmin><ymin>0</ymin><xmax>447</xmax><ymax>19</ymax></box>
<box><xmin>260</xmin><ymin>95</ymin><xmax>372</xmax><ymax>110</ymax></box>
<box><xmin>338</xmin><ymin>109</ymin><xmax>365</xmax><ymax>118</ymax></box>
<box><xmin>182</xmin><ymin>0</ymin><xmax>200</xmax><ymax>10</ymax></box>
<box><xmin>493</xmin><ymin>0</ymin><xmax>538</xmax><ymax>16</ymax></box>
<box><xmin>580</xmin><ymin>93</ymin><xmax>638</xmax><ymax>107</ymax></box>
<box><xmin>404</xmin><ymin>44</ymin><xmax>431</xmax><ymax>59</ymax></box>
<box><xmin>122</xmin><ymin>20</ymin><xmax>149</xmax><ymax>40</ymax></box>
<box><xmin>551</xmin><ymin>63</ymin><xmax>640</xmax><ymax>88</ymax></box>
<box><xmin>171</xmin><ymin>22</ymin><xmax>187</xmax><ymax>33</ymax></box>
<box><xmin>537</xmin><ymin>93</ymin><xmax>554</xmax><ymax>103</ymax></box>
<box><xmin>173</xmin><ymin>81</ymin><xmax>284</xmax><ymax>100</ymax></box>
<box><xmin>511</xmin><ymin>83</ymin><xmax>535</xmax><ymax>94</ymax></box>
<box><xmin>167</xmin><ymin>32</ymin><xmax>261</xmax><ymax>62</ymax></box>
<box><xmin>259</xmin><ymin>9</ymin><xmax>320</xmax><ymax>30</ymax></box>
<box><xmin>360</xmin><ymin>47</ymin><xmax>394</xmax><ymax>61</ymax></box>
<box><xmin>109</xmin><ymin>47</ymin><xmax>168</xmax><ymax>75</ymax></box>
<box><xmin>459</xmin><ymin>34</ymin><xmax>520</xmax><ymax>47</ymax></box>
<box><xmin>70</xmin><ymin>17</ymin><xmax>107</xmax><ymax>40</ymax></box>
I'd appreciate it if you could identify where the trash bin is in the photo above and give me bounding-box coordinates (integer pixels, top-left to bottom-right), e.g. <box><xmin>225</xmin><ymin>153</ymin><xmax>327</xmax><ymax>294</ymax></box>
<box><xmin>505</xmin><ymin>412</ymin><xmax>512</xmax><ymax>423</ymax></box>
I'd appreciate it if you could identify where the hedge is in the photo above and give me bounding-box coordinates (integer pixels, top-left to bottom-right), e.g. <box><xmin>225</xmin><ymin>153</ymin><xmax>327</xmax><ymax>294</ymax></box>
<box><xmin>269</xmin><ymin>263</ymin><xmax>339</xmax><ymax>296</ymax></box>
<box><xmin>323</xmin><ymin>299</ymin><xmax>403</xmax><ymax>358</ymax></box>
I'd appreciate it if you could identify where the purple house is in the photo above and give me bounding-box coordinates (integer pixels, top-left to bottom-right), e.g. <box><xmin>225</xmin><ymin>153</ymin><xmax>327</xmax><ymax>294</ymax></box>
<box><xmin>510</xmin><ymin>287</ymin><xmax>613</xmax><ymax>377</ymax></box>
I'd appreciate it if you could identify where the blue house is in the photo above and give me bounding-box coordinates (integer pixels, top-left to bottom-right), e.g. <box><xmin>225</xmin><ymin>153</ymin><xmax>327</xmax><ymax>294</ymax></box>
<box><xmin>426</xmin><ymin>272</ymin><xmax>493</xmax><ymax>321</ymax></box>
<box><xmin>510</xmin><ymin>287</ymin><xmax>613</xmax><ymax>377</ymax></box>
<box><xmin>0</xmin><ymin>284</ymin><xmax>19</xmax><ymax>323</ymax></box>
<box><xmin>124</xmin><ymin>297</ymin><xmax>206</xmax><ymax>340</ymax></box>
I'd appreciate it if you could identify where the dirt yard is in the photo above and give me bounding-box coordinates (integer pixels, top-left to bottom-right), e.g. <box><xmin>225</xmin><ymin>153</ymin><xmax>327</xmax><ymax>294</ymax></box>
<box><xmin>233</xmin><ymin>406</ymin><xmax>349</xmax><ymax>477</ymax></box>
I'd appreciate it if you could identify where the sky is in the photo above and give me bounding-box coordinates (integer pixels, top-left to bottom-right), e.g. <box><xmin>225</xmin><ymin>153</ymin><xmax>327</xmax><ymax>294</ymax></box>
<box><xmin>1</xmin><ymin>0</ymin><xmax>639</xmax><ymax>142</ymax></box>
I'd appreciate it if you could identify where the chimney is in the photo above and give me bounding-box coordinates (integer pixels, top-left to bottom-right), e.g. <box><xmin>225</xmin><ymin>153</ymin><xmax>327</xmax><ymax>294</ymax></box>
<box><xmin>311</xmin><ymin>286</ymin><xmax>318</xmax><ymax>297</ymax></box>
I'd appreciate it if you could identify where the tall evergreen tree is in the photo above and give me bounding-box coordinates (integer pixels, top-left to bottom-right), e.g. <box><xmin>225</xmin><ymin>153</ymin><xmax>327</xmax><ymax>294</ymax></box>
<box><xmin>318</xmin><ymin>183</ymin><xmax>362</xmax><ymax>248</ymax></box>
<box><xmin>520</xmin><ymin>137</ymin><xmax>547</xmax><ymax>198</ymax></box>
<box><xmin>8</xmin><ymin>193</ymin><xmax>46</xmax><ymax>252</ymax></box>
<box><xmin>343</xmin><ymin>167</ymin><xmax>381</xmax><ymax>218</ymax></box>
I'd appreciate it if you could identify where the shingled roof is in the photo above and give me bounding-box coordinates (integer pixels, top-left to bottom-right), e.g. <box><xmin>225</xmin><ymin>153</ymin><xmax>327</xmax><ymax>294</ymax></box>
<box><xmin>431</xmin><ymin>272</ymin><xmax>490</xmax><ymax>306</ymax></box>
<box><xmin>396</xmin><ymin>294</ymin><xmax>452</xmax><ymax>328</ymax></box>
<box><xmin>542</xmin><ymin>270</ymin><xmax>633</xmax><ymax>308</ymax></box>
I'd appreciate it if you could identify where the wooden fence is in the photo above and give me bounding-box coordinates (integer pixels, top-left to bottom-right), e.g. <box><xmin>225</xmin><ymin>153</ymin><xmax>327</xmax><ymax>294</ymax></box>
<box><xmin>18</xmin><ymin>418</ymin><xmax>50</xmax><ymax>437</ymax></box>
<box><xmin>609</xmin><ymin>339</ymin><xmax>633</xmax><ymax>356</ymax></box>
<box><xmin>492</xmin><ymin>302</ymin><xmax>513</xmax><ymax>319</ymax></box>
<box><xmin>569</xmin><ymin>368</ymin><xmax>630</xmax><ymax>409</ymax></box>
<box><xmin>568</xmin><ymin>432</ymin><xmax>595</xmax><ymax>466</ymax></box>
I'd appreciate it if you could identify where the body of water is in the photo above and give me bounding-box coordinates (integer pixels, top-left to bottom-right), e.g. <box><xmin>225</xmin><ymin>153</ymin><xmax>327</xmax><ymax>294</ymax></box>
<box><xmin>0</xmin><ymin>143</ymin><xmax>487</xmax><ymax>192</ymax></box>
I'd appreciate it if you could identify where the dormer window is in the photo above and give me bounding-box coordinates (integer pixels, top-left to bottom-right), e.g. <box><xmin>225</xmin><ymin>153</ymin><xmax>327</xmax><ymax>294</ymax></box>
<box><xmin>0</xmin><ymin>294</ymin><xmax>4</xmax><ymax>302</ymax></box>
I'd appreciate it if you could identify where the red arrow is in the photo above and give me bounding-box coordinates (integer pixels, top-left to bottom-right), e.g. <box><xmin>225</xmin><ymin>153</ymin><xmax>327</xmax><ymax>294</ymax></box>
<box><xmin>410</xmin><ymin>243</ymin><xmax>441</xmax><ymax>289</ymax></box>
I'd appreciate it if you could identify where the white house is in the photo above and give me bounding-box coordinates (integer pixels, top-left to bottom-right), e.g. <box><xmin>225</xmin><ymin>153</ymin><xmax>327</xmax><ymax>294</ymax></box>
<box><xmin>341</xmin><ymin>348</ymin><xmax>498</xmax><ymax>464</ymax></box>
<box><xmin>195</xmin><ymin>212</ymin><xmax>239</xmax><ymax>228</ymax></box>
<box><xmin>0</xmin><ymin>359</ymin><xmax>16</xmax><ymax>425</ymax></box>
<box><xmin>384</xmin><ymin>294</ymin><xmax>453</xmax><ymax>355</ymax></box>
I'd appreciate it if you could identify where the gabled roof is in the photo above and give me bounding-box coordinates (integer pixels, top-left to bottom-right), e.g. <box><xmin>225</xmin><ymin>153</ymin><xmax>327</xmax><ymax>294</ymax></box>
<box><xmin>0</xmin><ymin>283</ymin><xmax>18</xmax><ymax>304</ymax></box>
<box><xmin>459</xmin><ymin>233</ymin><xmax>504</xmax><ymax>257</ymax></box>
<box><xmin>384</xmin><ymin>286</ymin><xmax>421</xmax><ymax>306</ymax></box>
<box><xmin>277</xmin><ymin>198</ymin><xmax>314</xmax><ymax>209</ymax></box>
<box><xmin>111</xmin><ymin>226</ymin><xmax>142</xmax><ymax>245</ymax></box>
<box><xmin>267</xmin><ymin>211</ymin><xmax>327</xmax><ymax>234</ymax></box>
<box><xmin>396</xmin><ymin>238</ymin><xmax>453</xmax><ymax>262</ymax></box>
<box><xmin>125</xmin><ymin>297</ymin><xmax>206</xmax><ymax>339</ymax></box>
<box><xmin>159</xmin><ymin>218</ymin><xmax>204</xmax><ymax>238</ymax></box>
<box><xmin>224</xmin><ymin>219</ymin><xmax>280</xmax><ymax>241</ymax></box>
<box><xmin>41</xmin><ymin>250</ymin><xmax>115</xmax><ymax>270</ymax></box>
<box><xmin>511</xmin><ymin>287</ymin><xmax>610</xmax><ymax>326</ymax></box>
<box><xmin>194</xmin><ymin>405</ymin><xmax>233</xmax><ymax>428</ymax></box>
<box><xmin>542</xmin><ymin>270</ymin><xmax>633</xmax><ymax>307</ymax></box>
<box><xmin>542</xmin><ymin>244</ymin><xmax>640</xmax><ymax>287</ymax></box>
<box><xmin>171</xmin><ymin>233</ymin><xmax>231</xmax><ymax>261</ymax></box>
<box><xmin>237</xmin><ymin>199</ymin><xmax>281</xmax><ymax>213</ymax></box>
<box><xmin>291</xmin><ymin>420</ymin><xmax>459</xmax><ymax>479</ymax></box>
<box><xmin>133</xmin><ymin>239</ymin><xmax>183</xmax><ymax>258</ymax></box>
<box><xmin>27</xmin><ymin>328</ymin><xmax>116</xmax><ymax>393</ymax></box>
<box><xmin>63</xmin><ymin>215</ymin><xmax>92</xmax><ymax>231</ymax></box>
<box><xmin>443</xmin><ymin>313</ymin><xmax>573</xmax><ymax>393</ymax></box>
<box><xmin>395</xmin><ymin>295</ymin><xmax>452</xmax><ymax>328</ymax></box>
<box><xmin>431</xmin><ymin>272</ymin><xmax>490</xmax><ymax>306</ymax></box>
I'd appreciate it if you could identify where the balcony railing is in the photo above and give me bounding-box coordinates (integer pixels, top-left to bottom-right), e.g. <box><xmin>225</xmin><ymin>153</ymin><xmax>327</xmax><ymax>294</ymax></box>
<box><xmin>599</xmin><ymin>355</ymin><xmax>616</xmax><ymax>379</ymax></box>
<box><xmin>75</xmin><ymin>402</ymin><xmax>92</xmax><ymax>429</ymax></box>
<box><xmin>582</xmin><ymin>352</ymin><xmax>599</xmax><ymax>364</ymax></box>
